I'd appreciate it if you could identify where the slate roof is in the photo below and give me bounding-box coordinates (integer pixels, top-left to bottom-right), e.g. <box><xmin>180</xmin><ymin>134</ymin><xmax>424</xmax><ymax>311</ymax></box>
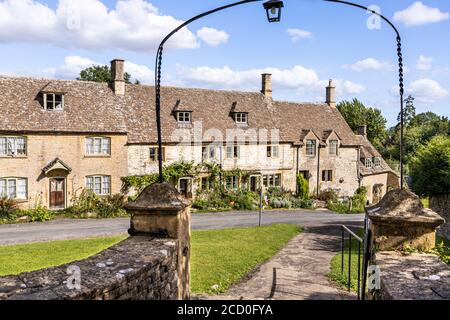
<box><xmin>0</xmin><ymin>75</ymin><xmax>360</xmax><ymax>147</ymax></box>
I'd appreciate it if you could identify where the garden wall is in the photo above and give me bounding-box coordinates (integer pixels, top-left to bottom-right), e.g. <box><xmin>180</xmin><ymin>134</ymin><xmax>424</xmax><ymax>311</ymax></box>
<box><xmin>0</xmin><ymin>237</ymin><xmax>180</xmax><ymax>300</ymax></box>
<box><xmin>370</xmin><ymin>251</ymin><xmax>450</xmax><ymax>300</ymax></box>
<box><xmin>430</xmin><ymin>194</ymin><xmax>450</xmax><ymax>240</ymax></box>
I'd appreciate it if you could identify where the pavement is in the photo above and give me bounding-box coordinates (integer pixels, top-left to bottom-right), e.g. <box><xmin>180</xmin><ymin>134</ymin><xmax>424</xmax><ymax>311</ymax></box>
<box><xmin>198</xmin><ymin>224</ymin><xmax>361</xmax><ymax>300</ymax></box>
<box><xmin>0</xmin><ymin>209</ymin><xmax>364</xmax><ymax>245</ymax></box>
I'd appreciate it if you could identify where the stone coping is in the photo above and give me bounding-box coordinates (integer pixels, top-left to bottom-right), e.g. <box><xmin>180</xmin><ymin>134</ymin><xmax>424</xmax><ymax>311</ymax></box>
<box><xmin>374</xmin><ymin>251</ymin><xmax>450</xmax><ymax>300</ymax></box>
<box><xmin>0</xmin><ymin>237</ymin><xmax>177</xmax><ymax>300</ymax></box>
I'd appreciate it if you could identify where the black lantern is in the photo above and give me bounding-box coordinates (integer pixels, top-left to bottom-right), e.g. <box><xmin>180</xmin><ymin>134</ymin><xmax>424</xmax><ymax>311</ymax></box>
<box><xmin>263</xmin><ymin>0</ymin><xmax>284</xmax><ymax>22</ymax></box>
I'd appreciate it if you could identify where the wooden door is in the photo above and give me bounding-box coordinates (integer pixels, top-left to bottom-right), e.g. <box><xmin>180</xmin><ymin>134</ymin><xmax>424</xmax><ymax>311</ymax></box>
<box><xmin>50</xmin><ymin>178</ymin><xmax>65</xmax><ymax>209</ymax></box>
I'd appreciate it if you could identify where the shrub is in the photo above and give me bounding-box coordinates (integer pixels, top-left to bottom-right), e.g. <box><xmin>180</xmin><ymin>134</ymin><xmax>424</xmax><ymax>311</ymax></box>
<box><xmin>296</xmin><ymin>174</ymin><xmax>310</xmax><ymax>199</ymax></box>
<box><xmin>0</xmin><ymin>197</ymin><xmax>18</xmax><ymax>220</ymax></box>
<box><xmin>327</xmin><ymin>201</ymin><xmax>350</xmax><ymax>214</ymax></box>
<box><xmin>67</xmin><ymin>189</ymin><xmax>127</xmax><ymax>218</ymax></box>
<box><xmin>25</xmin><ymin>206</ymin><xmax>54</xmax><ymax>222</ymax></box>
<box><xmin>317</xmin><ymin>188</ymin><xmax>338</xmax><ymax>203</ymax></box>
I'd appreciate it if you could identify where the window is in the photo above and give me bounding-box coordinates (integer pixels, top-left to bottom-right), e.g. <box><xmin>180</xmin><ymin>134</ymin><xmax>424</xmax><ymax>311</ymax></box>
<box><xmin>0</xmin><ymin>178</ymin><xmax>27</xmax><ymax>200</ymax></box>
<box><xmin>86</xmin><ymin>137</ymin><xmax>110</xmax><ymax>156</ymax></box>
<box><xmin>226</xmin><ymin>176</ymin><xmax>239</xmax><ymax>190</ymax></box>
<box><xmin>177</xmin><ymin>112</ymin><xmax>192</xmax><ymax>124</ymax></box>
<box><xmin>267</xmin><ymin>145</ymin><xmax>279</xmax><ymax>158</ymax></box>
<box><xmin>86</xmin><ymin>176</ymin><xmax>111</xmax><ymax>195</ymax></box>
<box><xmin>202</xmin><ymin>146</ymin><xmax>216</xmax><ymax>162</ymax></box>
<box><xmin>306</xmin><ymin>140</ymin><xmax>316</xmax><ymax>156</ymax></box>
<box><xmin>201</xmin><ymin>176</ymin><xmax>213</xmax><ymax>191</ymax></box>
<box><xmin>0</xmin><ymin>137</ymin><xmax>27</xmax><ymax>156</ymax></box>
<box><xmin>43</xmin><ymin>93</ymin><xmax>64</xmax><ymax>110</ymax></box>
<box><xmin>226</xmin><ymin>146</ymin><xmax>240</xmax><ymax>159</ymax></box>
<box><xmin>262</xmin><ymin>174</ymin><xmax>282</xmax><ymax>188</ymax></box>
<box><xmin>374</xmin><ymin>157</ymin><xmax>381</xmax><ymax>167</ymax></box>
<box><xmin>322</xmin><ymin>170</ymin><xmax>333</xmax><ymax>182</ymax></box>
<box><xmin>234</xmin><ymin>113</ymin><xmax>248</xmax><ymax>124</ymax></box>
<box><xmin>329</xmin><ymin>140</ymin><xmax>338</xmax><ymax>156</ymax></box>
<box><xmin>299</xmin><ymin>170</ymin><xmax>310</xmax><ymax>180</ymax></box>
<box><xmin>365</xmin><ymin>158</ymin><xmax>373</xmax><ymax>169</ymax></box>
<box><xmin>150</xmin><ymin>147</ymin><xmax>166</xmax><ymax>162</ymax></box>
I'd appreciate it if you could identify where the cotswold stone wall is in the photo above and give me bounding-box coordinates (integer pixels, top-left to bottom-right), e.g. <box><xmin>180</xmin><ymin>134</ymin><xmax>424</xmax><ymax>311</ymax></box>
<box><xmin>370</xmin><ymin>252</ymin><xmax>450</xmax><ymax>300</ymax></box>
<box><xmin>0</xmin><ymin>237</ymin><xmax>179</xmax><ymax>300</ymax></box>
<box><xmin>430</xmin><ymin>194</ymin><xmax>450</xmax><ymax>240</ymax></box>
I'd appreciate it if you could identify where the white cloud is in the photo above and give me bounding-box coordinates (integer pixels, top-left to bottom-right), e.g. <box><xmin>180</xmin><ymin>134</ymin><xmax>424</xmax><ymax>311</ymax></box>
<box><xmin>196</xmin><ymin>27</ymin><xmax>229</xmax><ymax>47</ymax></box>
<box><xmin>176</xmin><ymin>65</ymin><xmax>364</xmax><ymax>96</ymax></box>
<box><xmin>347</xmin><ymin>58</ymin><xmax>390</xmax><ymax>72</ymax></box>
<box><xmin>416</xmin><ymin>55</ymin><xmax>434</xmax><ymax>71</ymax></box>
<box><xmin>287</xmin><ymin>28</ymin><xmax>313</xmax><ymax>42</ymax></box>
<box><xmin>0</xmin><ymin>0</ymin><xmax>225</xmax><ymax>51</ymax></box>
<box><xmin>393</xmin><ymin>1</ymin><xmax>449</xmax><ymax>26</ymax></box>
<box><xmin>42</xmin><ymin>55</ymin><xmax>154</xmax><ymax>84</ymax></box>
<box><xmin>407</xmin><ymin>78</ymin><xmax>448</xmax><ymax>103</ymax></box>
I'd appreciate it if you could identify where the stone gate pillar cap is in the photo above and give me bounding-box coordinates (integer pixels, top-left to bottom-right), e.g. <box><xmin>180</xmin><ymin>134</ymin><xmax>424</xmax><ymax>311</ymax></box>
<box><xmin>367</xmin><ymin>189</ymin><xmax>445</xmax><ymax>227</ymax></box>
<box><xmin>125</xmin><ymin>183</ymin><xmax>191</xmax><ymax>212</ymax></box>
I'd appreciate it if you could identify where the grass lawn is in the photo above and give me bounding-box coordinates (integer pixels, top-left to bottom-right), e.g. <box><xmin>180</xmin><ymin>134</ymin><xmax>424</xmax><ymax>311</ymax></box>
<box><xmin>0</xmin><ymin>236</ymin><xmax>127</xmax><ymax>276</ymax></box>
<box><xmin>191</xmin><ymin>224</ymin><xmax>301</xmax><ymax>294</ymax></box>
<box><xmin>328</xmin><ymin>229</ymin><xmax>364</xmax><ymax>293</ymax></box>
<box><xmin>0</xmin><ymin>224</ymin><xmax>301</xmax><ymax>295</ymax></box>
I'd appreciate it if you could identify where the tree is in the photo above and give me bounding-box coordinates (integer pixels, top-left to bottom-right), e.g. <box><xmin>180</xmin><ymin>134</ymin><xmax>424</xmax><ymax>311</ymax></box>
<box><xmin>410</xmin><ymin>135</ymin><xmax>450</xmax><ymax>197</ymax></box>
<box><xmin>337</xmin><ymin>99</ymin><xmax>387</xmax><ymax>150</ymax></box>
<box><xmin>296</xmin><ymin>174</ymin><xmax>309</xmax><ymax>199</ymax></box>
<box><xmin>77</xmin><ymin>65</ymin><xmax>139</xmax><ymax>84</ymax></box>
<box><xmin>398</xmin><ymin>95</ymin><xmax>416</xmax><ymax>127</ymax></box>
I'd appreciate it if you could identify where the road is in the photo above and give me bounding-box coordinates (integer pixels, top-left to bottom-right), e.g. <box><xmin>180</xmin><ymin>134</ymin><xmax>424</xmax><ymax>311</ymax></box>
<box><xmin>0</xmin><ymin>209</ymin><xmax>364</xmax><ymax>245</ymax></box>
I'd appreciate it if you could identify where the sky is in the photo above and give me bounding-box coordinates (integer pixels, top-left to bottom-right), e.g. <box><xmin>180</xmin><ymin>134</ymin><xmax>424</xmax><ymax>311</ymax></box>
<box><xmin>0</xmin><ymin>0</ymin><xmax>449</xmax><ymax>126</ymax></box>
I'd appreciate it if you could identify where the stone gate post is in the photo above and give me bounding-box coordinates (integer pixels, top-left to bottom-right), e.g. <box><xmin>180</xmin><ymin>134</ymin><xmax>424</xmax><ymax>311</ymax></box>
<box><xmin>125</xmin><ymin>183</ymin><xmax>191</xmax><ymax>300</ymax></box>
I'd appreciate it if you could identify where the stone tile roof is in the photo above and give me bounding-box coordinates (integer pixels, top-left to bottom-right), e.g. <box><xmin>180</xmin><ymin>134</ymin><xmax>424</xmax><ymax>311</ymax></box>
<box><xmin>0</xmin><ymin>75</ymin><xmax>361</xmax><ymax>146</ymax></box>
<box><xmin>357</xmin><ymin>135</ymin><xmax>398</xmax><ymax>177</ymax></box>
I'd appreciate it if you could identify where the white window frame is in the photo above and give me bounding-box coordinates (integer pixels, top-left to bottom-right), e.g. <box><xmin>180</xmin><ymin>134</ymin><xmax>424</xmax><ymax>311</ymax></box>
<box><xmin>86</xmin><ymin>175</ymin><xmax>111</xmax><ymax>196</ymax></box>
<box><xmin>202</xmin><ymin>146</ymin><xmax>217</xmax><ymax>162</ymax></box>
<box><xmin>150</xmin><ymin>147</ymin><xmax>165</xmax><ymax>162</ymax></box>
<box><xmin>262</xmin><ymin>174</ymin><xmax>282</xmax><ymax>188</ymax></box>
<box><xmin>235</xmin><ymin>113</ymin><xmax>248</xmax><ymax>124</ymax></box>
<box><xmin>365</xmin><ymin>158</ymin><xmax>373</xmax><ymax>169</ymax></box>
<box><xmin>329</xmin><ymin>140</ymin><xmax>339</xmax><ymax>156</ymax></box>
<box><xmin>177</xmin><ymin>112</ymin><xmax>192</xmax><ymax>124</ymax></box>
<box><xmin>85</xmin><ymin>137</ymin><xmax>111</xmax><ymax>156</ymax></box>
<box><xmin>267</xmin><ymin>145</ymin><xmax>279</xmax><ymax>158</ymax></box>
<box><xmin>322</xmin><ymin>170</ymin><xmax>333</xmax><ymax>182</ymax></box>
<box><xmin>43</xmin><ymin>93</ymin><xmax>64</xmax><ymax>111</ymax></box>
<box><xmin>306</xmin><ymin>140</ymin><xmax>316</xmax><ymax>156</ymax></box>
<box><xmin>0</xmin><ymin>177</ymin><xmax>27</xmax><ymax>200</ymax></box>
<box><xmin>225</xmin><ymin>176</ymin><xmax>239</xmax><ymax>191</ymax></box>
<box><xmin>0</xmin><ymin>136</ymin><xmax>27</xmax><ymax>157</ymax></box>
<box><xmin>374</xmin><ymin>157</ymin><xmax>381</xmax><ymax>167</ymax></box>
<box><xmin>226</xmin><ymin>145</ymin><xmax>240</xmax><ymax>159</ymax></box>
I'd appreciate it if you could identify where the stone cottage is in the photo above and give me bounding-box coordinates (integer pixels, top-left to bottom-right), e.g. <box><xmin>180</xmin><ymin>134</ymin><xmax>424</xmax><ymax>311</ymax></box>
<box><xmin>0</xmin><ymin>59</ymin><xmax>398</xmax><ymax>210</ymax></box>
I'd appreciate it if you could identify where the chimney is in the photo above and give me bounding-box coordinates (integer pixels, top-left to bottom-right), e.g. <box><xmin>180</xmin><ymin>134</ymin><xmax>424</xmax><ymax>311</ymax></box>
<box><xmin>111</xmin><ymin>59</ymin><xmax>125</xmax><ymax>95</ymax></box>
<box><xmin>358</xmin><ymin>125</ymin><xmax>367</xmax><ymax>137</ymax></box>
<box><xmin>261</xmin><ymin>73</ymin><xmax>272</xmax><ymax>99</ymax></box>
<box><xmin>326</xmin><ymin>79</ymin><xmax>336</xmax><ymax>107</ymax></box>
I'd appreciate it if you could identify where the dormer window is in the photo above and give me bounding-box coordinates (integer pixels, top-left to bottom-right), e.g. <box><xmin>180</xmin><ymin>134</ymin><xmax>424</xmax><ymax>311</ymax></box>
<box><xmin>306</xmin><ymin>140</ymin><xmax>316</xmax><ymax>156</ymax></box>
<box><xmin>176</xmin><ymin>111</ymin><xmax>192</xmax><ymax>124</ymax></box>
<box><xmin>374</xmin><ymin>157</ymin><xmax>381</xmax><ymax>167</ymax></box>
<box><xmin>234</xmin><ymin>112</ymin><xmax>248</xmax><ymax>125</ymax></box>
<box><xmin>329</xmin><ymin>140</ymin><xmax>339</xmax><ymax>156</ymax></box>
<box><xmin>43</xmin><ymin>93</ymin><xmax>64</xmax><ymax>110</ymax></box>
<box><xmin>365</xmin><ymin>158</ymin><xmax>373</xmax><ymax>168</ymax></box>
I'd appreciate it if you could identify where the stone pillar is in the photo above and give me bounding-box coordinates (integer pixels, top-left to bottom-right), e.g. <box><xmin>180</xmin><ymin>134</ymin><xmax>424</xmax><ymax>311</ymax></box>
<box><xmin>125</xmin><ymin>183</ymin><xmax>191</xmax><ymax>300</ymax></box>
<box><xmin>367</xmin><ymin>189</ymin><xmax>445</xmax><ymax>251</ymax></box>
<box><xmin>430</xmin><ymin>194</ymin><xmax>450</xmax><ymax>241</ymax></box>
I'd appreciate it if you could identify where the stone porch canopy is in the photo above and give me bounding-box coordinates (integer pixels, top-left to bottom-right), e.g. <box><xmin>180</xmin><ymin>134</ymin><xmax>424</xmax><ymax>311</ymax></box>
<box><xmin>42</xmin><ymin>158</ymin><xmax>72</xmax><ymax>176</ymax></box>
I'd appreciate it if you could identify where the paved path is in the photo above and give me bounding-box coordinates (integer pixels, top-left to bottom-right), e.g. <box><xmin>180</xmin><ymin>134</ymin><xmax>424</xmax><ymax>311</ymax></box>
<box><xmin>200</xmin><ymin>224</ymin><xmax>360</xmax><ymax>300</ymax></box>
<box><xmin>0</xmin><ymin>209</ymin><xmax>364</xmax><ymax>245</ymax></box>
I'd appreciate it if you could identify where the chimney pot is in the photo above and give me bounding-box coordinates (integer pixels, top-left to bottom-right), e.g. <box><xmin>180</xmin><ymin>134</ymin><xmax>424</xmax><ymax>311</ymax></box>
<box><xmin>358</xmin><ymin>125</ymin><xmax>367</xmax><ymax>137</ymax></box>
<box><xmin>111</xmin><ymin>59</ymin><xmax>125</xmax><ymax>95</ymax></box>
<box><xmin>261</xmin><ymin>73</ymin><xmax>272</xmax><ymax>99</ymax></box>
<box><xmin>326</xmin><ymin>79</ymin><xmax>336</xmax><ymax>107</ymax></box>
